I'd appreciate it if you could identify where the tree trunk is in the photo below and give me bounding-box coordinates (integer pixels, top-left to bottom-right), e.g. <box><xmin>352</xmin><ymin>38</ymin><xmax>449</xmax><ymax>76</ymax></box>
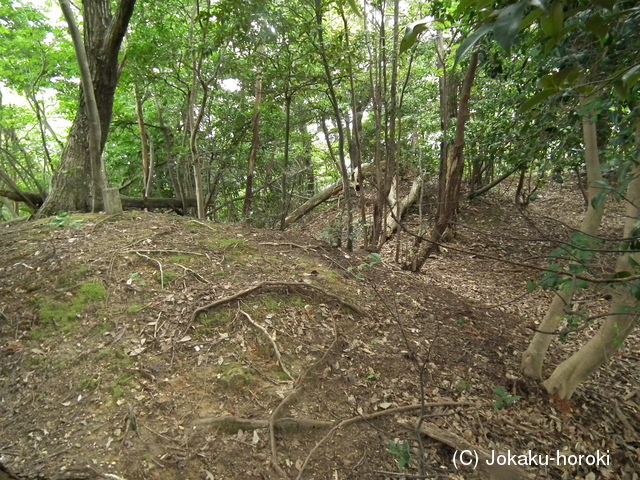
<box><xmin>521</xmin><ymin>94</ymin><xmax>606</xmax><ymax>380</ymax></box>
<box><xmin>134</xmin><ymin>83</ymin><xmax>152</xmax><ymax>198</ymax></box>
<box><xmin>467</xmin><ymin>162</ymin><xmax>523</xmax><ymax>200</ymax></box>
<box><xmin>385</xmin><ymin>175</ymin><xmax>422</xmax><ymax>238</ymax></box>
<box><xmin>38</xmin><ymin>0</ymin><xmax>136</xmax><ymax>217</ymax></box>
<box><xmin>315</xmin><ymin>0</ymin><xmax>353</xmax><ymax>251</ymax></box>
<box><xmin>244</xmin><ymin>44</ymin><xmax>264</xmax><ymax>219</ymax></box>
<box><xmin>543</xmin><ymin>139</ymin><xmax>640</xmax><ymax>399</ymax></box>
<box><xmin>409</xmin><ymin>53</ymin><xmax>478</xmax><ymax>271</ymax></box>
<box><xmin>279</xmin><ymin>93</ymin><xmax>293</xmax><ymax>230</ymax></box>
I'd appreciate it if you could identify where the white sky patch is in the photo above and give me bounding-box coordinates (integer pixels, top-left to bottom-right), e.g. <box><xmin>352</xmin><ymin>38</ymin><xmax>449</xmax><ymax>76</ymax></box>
<box><xmin>220</xmin><ymin>78</ymin><xmax>241</xmax><ymax>92</ymax></box>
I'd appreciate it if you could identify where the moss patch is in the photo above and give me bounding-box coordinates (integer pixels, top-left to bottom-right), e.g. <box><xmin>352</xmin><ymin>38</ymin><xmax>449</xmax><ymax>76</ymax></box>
<box><xmin>219</xmin><ymin>362</ymin><xmax>255</xmax><ymax>389</ymax></box>
<box><xmin>36</xmin><ymin>280</ymin><xmax>107</xmax><ymax>335</ymax></box>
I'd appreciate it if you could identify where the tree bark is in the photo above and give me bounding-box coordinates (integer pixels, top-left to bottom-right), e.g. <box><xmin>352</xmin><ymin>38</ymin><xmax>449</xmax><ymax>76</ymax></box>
<box><xmin>385</xmin><ymin>175</ymin><xmax>422</xmax><ymax>238</ymax></box>
<box><xmin>521</xmin><ymin>94</ymin><xmax>606</xmax><ymax>380</ymax></box>
<box><xmin>409</xmin><ymin>53</ymin><xmax>478</xmax><ymax>271</ymax></box>
<box><xmin>134</xmin><ymin>83</ymin><xmax>152</xmax><ymax>198</ymax></box>
<box><xmin>37</xmin><ymin>0</ymin><xmax>136</xmax><ymax>217</ymax></box>
<box><xmin>0</xmin><ymin>189</ymin><xmax>198</xmax><ymax>211</ymax></box>
<box><xmin>544</xmin><ymin>148</ymin><xmax>640</xmax><ymax>399</ymax></box>
<box><xmin>315</xmin><ymin>0</ymin><xmax>353</xmax><ymax>250</ymax></box>
<box><xmin>244</xmin><ymin>43</ymin><xmax>264</xmax><ymax>219</ymax></box>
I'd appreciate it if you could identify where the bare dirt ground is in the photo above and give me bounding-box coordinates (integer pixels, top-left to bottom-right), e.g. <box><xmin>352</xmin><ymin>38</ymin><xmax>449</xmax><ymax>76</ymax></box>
<box><xmin>1</xmin><ymin>181</ymin><xmax>639</xmax><ymax>480</ymax></box>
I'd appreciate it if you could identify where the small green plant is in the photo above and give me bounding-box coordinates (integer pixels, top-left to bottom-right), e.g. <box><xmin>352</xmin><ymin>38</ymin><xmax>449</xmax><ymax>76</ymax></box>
<box><xmin>493</xmin><ymin>386</ymin><xmax>523</xmax><ymax>410</ymax></box>
<box><xmin>127</xmin><ymin>272</ymin><xmax>146</xmax><ymax>287</ymax></box>
<box><xmin>348</xmin><ymin>253</ymin><xmax>382</xmax><ymax>279</ymax></box>
<box><xmin>127</xmin><ymin>304</ymin><xmax>146</xmax><ymax>314</ymax></box>
<box><xmin>50</xmin><ymin>212</ymin><xmax>83</xmax><ymax>228</ymax></box>
<box><xmin>456</xmin><ymin>380</ymin><xmax>472</xmax><ymax>392</ymax></box>
<box><xmin>388</xmin><ymin>440</ymin><xmax>412</xmax><ymax>469</ymax></box>
<box><xmin>367</xmin><ymin>373</ymin><xmax>377</xmax><ymax>381</ymax></box>
<box><xmin>320</xmin><ymin>225</ymin><xmax>342</xmax><ymax>246</ymax></box>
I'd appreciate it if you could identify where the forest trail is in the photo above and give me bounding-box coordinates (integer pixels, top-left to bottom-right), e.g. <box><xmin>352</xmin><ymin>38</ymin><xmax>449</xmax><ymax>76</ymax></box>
<box><xmin>1</xmin><ymin>185</ymin><xmax>638</xmax><ymax>480</ymax></box>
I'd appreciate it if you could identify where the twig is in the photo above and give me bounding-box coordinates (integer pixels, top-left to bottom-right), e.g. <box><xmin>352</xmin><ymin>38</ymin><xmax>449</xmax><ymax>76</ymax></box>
<box><xmin>240</xmin><ymin>310</ymin><xmax>294</xmax><ymax>381</ymax></box>
<box><xmin>129</xmin><ymin>249</ymin><xmax>206</xmax><ymax>256</ymax></box>
<box><xmin>175</xmin><ymin>263</ymin><xmax>209</xmax><ymax>283</ymax></box>
<box><xmin>135</xmin><ymin>251</ymin><xmax>164</xmax><ymax>288</ymax></box>
<box><xmin>187</xmin><ymin>219</ymin><xmax>217</xmax><ymax>231</ymax></box>
<box><xmin>259</xmin><ymin>241</ymin><xmax>318</xmax><ymax>251</ymax></box>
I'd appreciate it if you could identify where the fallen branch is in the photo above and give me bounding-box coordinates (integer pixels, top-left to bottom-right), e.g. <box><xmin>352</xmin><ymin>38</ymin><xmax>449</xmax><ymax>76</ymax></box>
<box><xmin>295</xmin><ymin>401</ymin><xmax>475</xmax><ymax>480</ymax></box>
<box><xmin>414</xmin><ymin>421</ymin><xmax>532</xmax><ymax>480</ymax></box>
<box><xmin>191</xmin><ymin>281</ymin><xmax>364</xmax><ymax>323</ymax></box>
<box><xmin>240</xmin><ymin>310</ymin><xmax>293</xmax><ymax>381</ymax></box>
<box><xmin>193</xmin><ymin>415</ymin><xmax>333</xmax><ymax>430</ymax></box>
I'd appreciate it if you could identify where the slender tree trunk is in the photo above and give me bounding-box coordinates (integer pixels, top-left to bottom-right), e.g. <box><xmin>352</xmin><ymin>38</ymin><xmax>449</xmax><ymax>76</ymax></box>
<box><xmin>370</xmin><ymin>5</ymin><xmax>385</xmax><ymax>248</ymax></box>
<box><xmin>280</xmin><ymin>93</ymin><xmax>293</xmax><ymax>230</ymax></box>
<box><xmin>340</xmin><ymin>6</ymin><xmax>366</xmax><ymax>248</ymax></box>
<box><xmin>409</xmin><ymin>53</ymin><xmax>478</xmax><ymax>271</ymax></box>
<box><xmin>244</xmin><ymin>44</ymin><xmax>264</xmax><ymax>219</ymax></box>
<box><xmin>315</xmin><ymin>0</ymin><xmax>352</xmax><ymax>249</ymax></box>
<box><xmin>377</xmin><ymin>0</ymin><xmax>400</xmax><ymax>251</ymax></box>
<box><xmin>38</xmin><ymin>0</ymin><xmax>136</xmax><ymax>217</ymax></box>
<box><xmin>543</xmin><ymin>123</ymin><xmax>640</xmax><ymax>399</ymax></box>
<box><xmin>521</xmin><ymin>94</ymin><xmax>607</xmax><ymax>380</ymax></box>
<box><xmin>134</xmin><ymin>83</ymin><xmax>152</xmax><ymax>198</ymax></box>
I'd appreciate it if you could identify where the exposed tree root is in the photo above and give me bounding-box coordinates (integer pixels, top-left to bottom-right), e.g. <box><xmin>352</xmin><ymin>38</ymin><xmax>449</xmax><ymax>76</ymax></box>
<box><xmin>267</xmin><ymin>327</ymin><xmax>341</xmax><ymax>478</ymax></box>
<box><xmin>190</xmin><ymin>280</ymin><xmax>364</xmax><ymax>323</ymax></box>
<box><xmin>240</xmin><ymin>310</ymin><xmax>293</xmax><ymax>381</ymax></box>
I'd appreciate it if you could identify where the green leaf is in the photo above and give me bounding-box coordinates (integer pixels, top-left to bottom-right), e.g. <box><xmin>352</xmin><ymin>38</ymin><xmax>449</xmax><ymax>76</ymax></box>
<box><xmin>399</xmin><ymin>18</ymin><xmax>430</xmax><ymax>54</ymax></box>
<box><xmin>519</xmin><ymin>89</ymin><xmax>556</xmax><ymax>112</ymax></box>
<box><xmin>550</xmin><ymin>2</ymin><xmax>564</xmax><ymax>36</ymax></box>
<box><xmin>614</xmin><ymin>271</ymin><xmax>633</xmax><ymax>279</ymax></box>
<box><xmin>455</xmin><ymin>23</ymin><xmax>494</xmax><ymax>65</ymax></box>
<box><xmin>591</xmin><ymin>191</ymin><xmax>608</xmax><ymax>211</ymax></box>
<box><xmin>526</xmin><ymin>281</ymin><xmax>538</xmax><ymax>291</ymax></box>
<box><xmin>339</xmin><ymin>0</ymin><xmax>362</xmax><ymax>18</ymax></box>
<box><xmin>493</xmin><ymin>0</ymin><xmax>528</xmax><ymax>52</ymax></box>
<box><xmin>568</xmin><ymin>264</ymin><xmax>586</xmax><ymax>275</ymax></box>
<box><xmin>586</xmin><ymin>15</ymin><xmax>609</xmax><ymax>41</ymax></box>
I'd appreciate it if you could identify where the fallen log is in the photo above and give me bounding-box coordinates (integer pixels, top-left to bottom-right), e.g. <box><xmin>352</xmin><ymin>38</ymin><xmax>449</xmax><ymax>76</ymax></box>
<box><xmin>0</xmin><ymin>190</ymin><xmax>199</xmax><ymax>211</ymax></box>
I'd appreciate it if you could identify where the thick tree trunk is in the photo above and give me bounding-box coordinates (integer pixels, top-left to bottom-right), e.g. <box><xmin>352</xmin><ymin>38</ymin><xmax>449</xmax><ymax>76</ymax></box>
<box><xmin>521</xmin><ymin>94</ymin><xmax>606</xmax><ymax>380</ymax></box>
<box><xmin>37</xmin><ymin>0</ymin><xmax>136</xmax><ymax>217</ymax></box>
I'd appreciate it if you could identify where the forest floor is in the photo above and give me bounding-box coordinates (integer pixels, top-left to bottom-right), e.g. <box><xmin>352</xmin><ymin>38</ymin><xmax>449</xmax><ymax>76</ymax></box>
<box><xmin>1</xmin><ymin>180</ymin><xmax>639</xmax><ymax>480</ymax></box>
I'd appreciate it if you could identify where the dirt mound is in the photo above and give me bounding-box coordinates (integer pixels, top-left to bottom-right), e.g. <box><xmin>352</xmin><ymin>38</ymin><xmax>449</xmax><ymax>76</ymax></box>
<box><xmin>0</xmin><ymin>208</ymin><xmax>637</xmax><ymax>480</ymax></box>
